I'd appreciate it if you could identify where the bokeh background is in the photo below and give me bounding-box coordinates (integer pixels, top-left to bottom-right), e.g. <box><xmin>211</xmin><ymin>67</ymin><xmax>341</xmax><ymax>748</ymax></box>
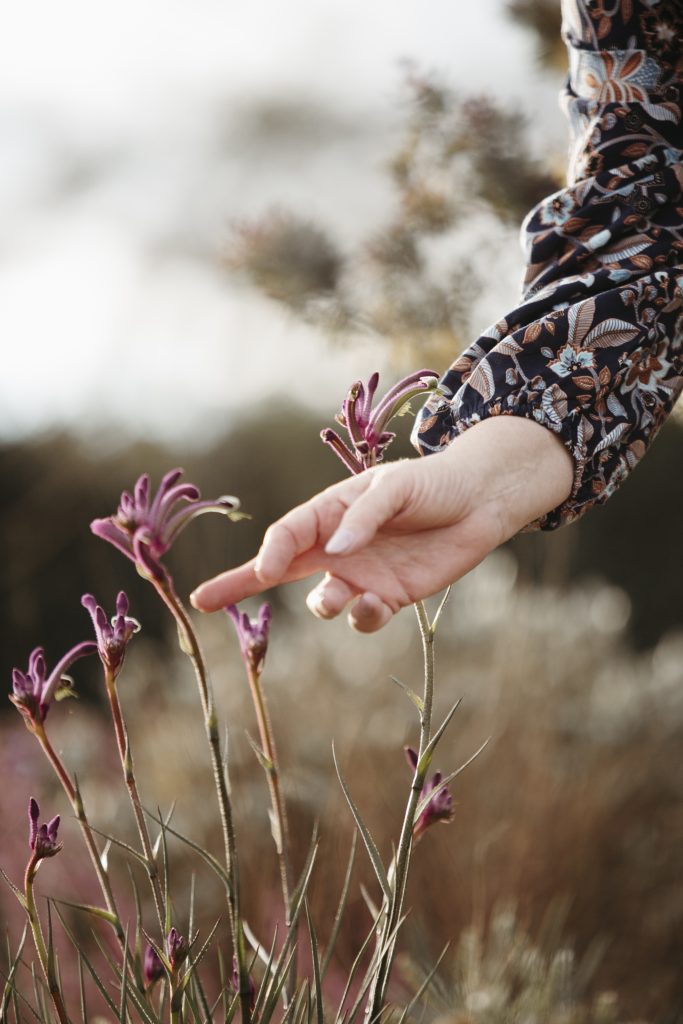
<box><xmin>2</xmin><ymin>1</ymin><xmax>682</xmax><ymax>1021</ymax></box>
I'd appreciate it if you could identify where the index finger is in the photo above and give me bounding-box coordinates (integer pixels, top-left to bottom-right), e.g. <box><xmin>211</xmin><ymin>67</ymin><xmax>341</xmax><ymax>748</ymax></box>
<box><xmin>189</xmin><ymin>474</ymin><xmax>370</xmax><ymax>611</ymax></box>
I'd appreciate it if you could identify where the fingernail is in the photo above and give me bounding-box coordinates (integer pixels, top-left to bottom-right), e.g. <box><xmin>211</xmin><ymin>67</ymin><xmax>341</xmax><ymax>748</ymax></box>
<box><xmin>325</xmin><ymin>528</ymin><xmax>357</xmax><ymax>556</ymax></box>
<box><xmin>189</xmin><ymin>589</ymin><xmax>202</xmax><ymax>609</ymax></box>
<box><xmin>306</xmin><ymin>590</ymin><xmax>329</xmax><ymax>619</ymax></box>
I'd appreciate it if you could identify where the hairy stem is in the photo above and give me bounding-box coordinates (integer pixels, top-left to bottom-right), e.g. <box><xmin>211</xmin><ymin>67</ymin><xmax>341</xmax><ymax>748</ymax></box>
<box><xmin>153</xmin><ymin>575</ymin><xmax>251</xmax><ymax>1024</ymax></box>
<box><xmin>367</xmin><ymin>600</ymin><xmax>435</xmax><ymax>1019</ymax></box>
<box><xmin>24</xmin><ymin>855</ymin><xmax>70</xmax><ymax>1024</ymax></box>
<box><xmin>246</xmin><ymin>663</ymin><xmax>295</xmax><ymax>999</ymax></box>
<box><xmin>34</xmin><ymin>725</ymin><xmax>127</xmax><ymax>951</ymax></box>
<box><xmin>104</xmin><ymin>669</ymin><xmax>166</xmax><ymax>935</ymax></box>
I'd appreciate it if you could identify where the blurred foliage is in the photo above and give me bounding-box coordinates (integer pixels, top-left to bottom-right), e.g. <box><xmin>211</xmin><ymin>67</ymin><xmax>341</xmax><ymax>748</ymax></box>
<box><xmin>227</xmin><ymin>73</ymin><xmax>560</xmax><ymax>371</ymax></box>
<box><xmin>505</xmin><ymin>0</ymin><xmax>565</xmax><ymax>70</ymax></box>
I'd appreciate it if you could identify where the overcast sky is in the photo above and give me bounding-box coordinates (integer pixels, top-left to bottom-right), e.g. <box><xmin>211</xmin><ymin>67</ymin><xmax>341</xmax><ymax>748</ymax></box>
<box><xmin>0</xmin><ymin>0</ymin><xmax>565</xmax><ymax>446</ymax></box>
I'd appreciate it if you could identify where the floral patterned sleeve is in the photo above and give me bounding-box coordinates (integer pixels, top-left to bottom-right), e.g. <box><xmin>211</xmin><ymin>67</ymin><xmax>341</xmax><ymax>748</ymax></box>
<box><xmin>412</xmin><ymin>0</ymin><xmax>683</xmax><ymax>530</ymax></box>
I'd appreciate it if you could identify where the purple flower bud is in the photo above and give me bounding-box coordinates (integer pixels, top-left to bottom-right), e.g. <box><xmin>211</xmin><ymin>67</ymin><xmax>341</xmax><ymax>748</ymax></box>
<box><xmin>225</xmin><ymin>603</ymin><xmax>272</xmax><ymax>674</ymax></box>
<box><xmin>232</xmin><ymin>955</ymin><xmax>256</xmax><ymax>1012</ymax></box>
<box><xmin>28</xmin><ymin>798</ymin><xmax>63</xmax><ymax>860</ymax></box>
<box><xmin>322</xmin><ymin>371</ymin><xmax>439</xmax><ymax>474</ymax></box>
<box><xmin>11</xmin><ymin>642</ymin><xmax>97</xmax><ymax>726</ymax></box>
<box><xmin>81</xmin><ymin>591</ymin><xmax>140</xmax><ymax>676</ymax></box>
<box><xmin>405</xmin><ymin>747</ymin><xmax>454</xmax><ymax>841</ymax></box>
<box><xmin>166</xmin><ymin>927</ymin><xmax>188</xmax><ymax>971</ymax></box>
<box><xmin>91</xmin><ymin>469</ymin><xmax>240</xmax><ymax>581</ymax></box>
<box><xmin>143</xmin><ymin>944</ymin><xmax>164</xmax><ymax>988</ymax></box>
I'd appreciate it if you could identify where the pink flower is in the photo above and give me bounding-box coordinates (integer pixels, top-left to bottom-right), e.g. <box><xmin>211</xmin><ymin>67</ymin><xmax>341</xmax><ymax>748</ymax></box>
<box><xmin>405</xmin><ymin>746</ymin><xmax>454</xmax><ymax>841</ymax></box>
<box><xmin>322</xmin><ymin>370</ymin><xmax>438</xmax><ymax>474</ymax></box>
<box><xmin>28</xmin><ymin>797</ymin><xmax>62</xmax><ymax>860</ymax></box>
<box><xmin>81</xmin><ymin>591</ymin><xmax>140</xmax><ymax>677</ymax></box>
<box><xmin>11</xmin><ymin>642</ymin><xmax>96</xmax><ymax>726</ymax></box>
<box><xmin>91</xmin><ymin>468</ymin><xmax>239</xmax><ymax>581</ymax></box>
<box><xmin>225</xmin><ymin>603</ymin><xmax>272</xmax><ymax>674</ymax></box>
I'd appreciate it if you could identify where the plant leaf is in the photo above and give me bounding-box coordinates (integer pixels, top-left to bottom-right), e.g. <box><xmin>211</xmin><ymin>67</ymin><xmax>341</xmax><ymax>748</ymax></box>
<box><xmin>414</xmin><ymin>737</ymin><xmax>490</xmax><ymax>824</ymax></box>
<box><xmin>304</xmin><ymin>900</ymin><xmax>323</xmax><ymax>1024</ymax></box>
<box><xmin>321</xmin><ymin>833</ymin><xmax>356</xmax><ymax>980</ymax></box>
<box><xmin>145</xmin><ymin>810</ymin><xmax>232</xmax><ymax>894</ymax></box>
<box><xmin>389</xmin><ymin>676</ymin><xmax>423</xmax><ymax>713</ymax></box>
<box><xmin>396</xmin><ymin>942</ymin><xmax>450</xmax><ymax>1024</ymax></box>
<box><xmin>0</xmin><ymin>868</ymin><xmax>27</xmax><ymax>910</ymax></box>
<box><xmin>420</xmin><ymin>697</ymin><xmax>463</xmax><ymax>770</ymax></box>
<box><xmin>1</xmin><ymin>924</ymin><xmax>28</xmax><ymax>1022</ymax></box>
<box><xmin>333</xmin><ymin>744</ymin><xmax>391</xmax><ymax>903</ymax></box>
<box><xmin>53</xmin><ymin>898</ymin><xmax>119</xmax><ymax>926</ymax></box>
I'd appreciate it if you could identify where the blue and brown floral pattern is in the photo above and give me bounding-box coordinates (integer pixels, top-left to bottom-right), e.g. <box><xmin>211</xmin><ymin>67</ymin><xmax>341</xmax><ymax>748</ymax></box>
<box><xmin>413</xmin><ymin>0</ymin><xmax>683</xmax><ymax>530</ymax></box>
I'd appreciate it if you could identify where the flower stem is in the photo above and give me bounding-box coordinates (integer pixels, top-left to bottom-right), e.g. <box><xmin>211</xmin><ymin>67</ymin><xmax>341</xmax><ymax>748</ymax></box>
<box><xmin>104</xmin><ymin>669</ymin><xmax>166</xmax><ymax>935</ymax></box>
<box><xmin>245</xmin><ymin>664</ymin><xmax>294</xmax><ymax>997</ymax></box>
<box><xmin>153</xmin><ymin>576</ymin><xmax>250</xmax><ymax>1024</ymax></box>
<box><xmin>24</xmin><ymin>854</ymin><xmax>70</xmax><ymax>1024</ymax></box>
<box><xmin>367</xmin><ymin>600</ymin><xmax>435</xmax><ymax>1019</ymax></box>
<box><xmin>34</xmin><ymin>725</ymin><xmax>127</xmax><ymax>952</ymax></box>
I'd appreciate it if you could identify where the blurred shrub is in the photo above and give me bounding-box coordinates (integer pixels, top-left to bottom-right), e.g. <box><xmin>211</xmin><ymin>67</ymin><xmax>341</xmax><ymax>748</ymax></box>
<box><xmin>227</xmin><ymin>72</ymin><xmax>562</xmax><ymax>371</ymax></box>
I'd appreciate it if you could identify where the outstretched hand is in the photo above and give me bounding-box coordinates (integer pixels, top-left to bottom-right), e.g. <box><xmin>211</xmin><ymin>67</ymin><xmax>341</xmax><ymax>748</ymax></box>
<box><xmin>190</xmin><ymin>417</ymin><xmax>573</xmax><ymax>632</ymax></box>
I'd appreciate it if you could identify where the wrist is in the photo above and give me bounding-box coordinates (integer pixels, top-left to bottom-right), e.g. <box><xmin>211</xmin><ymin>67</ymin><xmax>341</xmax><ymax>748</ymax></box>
<box><xmin>439</xmin><ymin>415</ymin><xmax>574</xmax><ymax>539</ymax></box>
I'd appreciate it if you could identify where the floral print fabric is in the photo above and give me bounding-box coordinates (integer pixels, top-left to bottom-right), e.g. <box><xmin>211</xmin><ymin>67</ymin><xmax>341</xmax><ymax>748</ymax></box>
<box><xmin>412</xmin><ymin>0</ymin><xmax>683</xmax><ymax>530</ymax></box>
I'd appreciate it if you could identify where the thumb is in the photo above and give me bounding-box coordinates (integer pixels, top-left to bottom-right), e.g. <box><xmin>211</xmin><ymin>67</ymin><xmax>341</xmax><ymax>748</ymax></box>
<box><xmin>324</xmin><ymin>464</ymin><xmax>410</xmax><ymax>556</ymax></box>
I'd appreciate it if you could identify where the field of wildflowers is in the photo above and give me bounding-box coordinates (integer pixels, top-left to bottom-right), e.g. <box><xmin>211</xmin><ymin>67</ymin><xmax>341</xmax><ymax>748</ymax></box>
<box><xmin>3</xmin><ymin>372</ymin><xmax>682</xmax><ymax>1024</ymax></box>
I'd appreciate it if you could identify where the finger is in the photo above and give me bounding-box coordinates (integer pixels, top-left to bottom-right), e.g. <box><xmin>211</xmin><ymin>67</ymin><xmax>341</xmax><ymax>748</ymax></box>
<box><xmin>255</xmin><ymin>475</ymin><xmax>370</xmax><ymax>584</ymax></box>
<box><xmin>348</xmin><ymin>592</ymin><xmax>394</xmax><ymax>633</ymax></box>
<box><xmin>325</xmin><ymin>466</ymin><xmax>409</xmax><ymax>557</ymax></box>
<box><xmin>190</xmin><ymin>559</ymin><xmax>264</xmax><ymax>612</ymax></box>
<box><xmin>306</xmin><ymin>573</ymin><xmax>359</xmax><ymax>620</ymax></box>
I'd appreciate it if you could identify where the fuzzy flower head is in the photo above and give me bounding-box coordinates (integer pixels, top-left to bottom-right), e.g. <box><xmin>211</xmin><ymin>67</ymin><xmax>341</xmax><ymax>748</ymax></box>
<box><xmin>225</xmin><ymin>603</ymin><xmax>272</xmax><ymax>674</ymax></box>
<box><xmin>166</xmin><ymin>927</ymin><xmax>189</xmax><ymax>972</ymax></box>
<box><xmin>28</xmin><ymin>798</ymin><xmax>62</xmax><ymax>860</ymax></box>
<box><xmin>143</xmin><ymin>944</ymin><xmax>165</xmax><ymax>988</ymax></box>
<box><xmin>405</xmin><ymin>747</ymin><xmax>454</xmax><ymax>841</ymax></box>
<box><xmin>321</xmin><ymin>370</ymin><xmax>439</xmax><ymax>474</ymax></box>
<box><xmin>81</xmin><ymin>591</ymin><xmax>140</xmax><ymax>676</ymax></box>
<box><xmin>11</xmin><ymin>642</ymin><xmax>97</xmax><ymax>727</ymax></box>
<box><xmin>91</xmin><ymin>469</ymin><xmax>240</xmax><ymax>581</ymax></box>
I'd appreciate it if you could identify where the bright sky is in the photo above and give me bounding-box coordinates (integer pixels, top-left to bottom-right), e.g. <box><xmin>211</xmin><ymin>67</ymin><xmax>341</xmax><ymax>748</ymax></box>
<box><xmin>0</xmin><ymin>0</ymin><xmax>564</xmax><ymax>445</ymax></box>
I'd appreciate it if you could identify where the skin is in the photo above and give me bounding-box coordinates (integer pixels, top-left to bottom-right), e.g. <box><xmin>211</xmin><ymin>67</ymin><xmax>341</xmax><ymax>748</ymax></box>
<box><xmin>190</xmin><ymin>416</ymin><xmax>574</xmax><ymax>633</ymax></box>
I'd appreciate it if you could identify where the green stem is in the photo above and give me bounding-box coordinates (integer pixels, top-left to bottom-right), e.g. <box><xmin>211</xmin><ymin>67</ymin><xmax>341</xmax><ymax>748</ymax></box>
<box><xmin>24</xmin><ymin>855</ymin><xmax>71</xmax><ymax>1024</ymax></box>
<box><xmin>367</xmin><ymin>600</ymin><xmax>435</xmax><ymax>1020</ymax></box>
<box><xmin>153</xmin><ymin>575</ymin><xmax>250</xmax><ymax>1024</ymax></box>
<box><xmin>34</xmin><ymin>725</ymin><xmax>127</xmax><ymax>951</ymax></box>
<box><xmin>246</xmin><ymin>663</ymin><xmax>294</xmax><ymax>1000</ymax></box>
<box><xmin>104</xmin><ymin>669</ymin><xmax>166</xmax><ymax>935</ymax></box>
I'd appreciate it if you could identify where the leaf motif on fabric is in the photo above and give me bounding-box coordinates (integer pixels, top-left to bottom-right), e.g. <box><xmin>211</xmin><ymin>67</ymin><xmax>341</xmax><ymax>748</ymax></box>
<box><xmin>562</xmin><ymin>216</ymin><xmax>590</xmax><ymax>234</ymax></box>
<box><xmin>567</xmin><ymin>298</ymin><xmax>596</xmax><ymax>346</ymax></box>
<box><xmin>572</xmin><ymin>375</ymin><xmax>595</xmax><ymax>390</ymax></box>
<box><xmin>630</xmin><ymin>254</ymin><xmax>653</xmax><ymax>270</ymax></box>
<box><xmin>466</xmin><ymin>360</ymin><xmax>495</xmax><ymax>402</ymax></box>
<box><xmin>607</xmin><ymin>393</ymin><xmax>627</xmax><ymax>418</ymax></box>
<box><xmin>495</xmin><ymin>338</ymin><xmax>522</xmax><ymax>356</ymax></box>
<box><xmin>641</xmin><ymin>102</ymin><xmax>678</xmax><ymax>124</ymax></box>
<box><xmin>597</xmin><ymin>239</ymin><xmax>650</xmax><ymax>262</ymax></box>
<box><xmin>595</xmin><ymin>423</ymin><xmax>628</xmax><ymax>452</ymax></box>
<box><xmin>621</xmin><ymin>52</ymin><xmax>644</xmax><ymax>79</ymax></box>
<box><xmin>584</xmin><ymin>318</ymin><xmax>639</xmax><ymax>348</ymax></box>
<box><xmin>622</xmin><ymin>143</ymin><xmax>648</xmax><ymax>158</ymax></box>
<box><xmin>523</xmin><ymin>322</ymin><xmax>542</xmax><ymax>345</ymax></box>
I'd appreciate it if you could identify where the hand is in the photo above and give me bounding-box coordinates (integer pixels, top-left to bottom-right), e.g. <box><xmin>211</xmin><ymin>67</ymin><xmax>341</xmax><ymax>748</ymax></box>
<box><xmin>190</xmin><ymin>417</ymin><xmax>573</xmax><ymax>632</ymax></box>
